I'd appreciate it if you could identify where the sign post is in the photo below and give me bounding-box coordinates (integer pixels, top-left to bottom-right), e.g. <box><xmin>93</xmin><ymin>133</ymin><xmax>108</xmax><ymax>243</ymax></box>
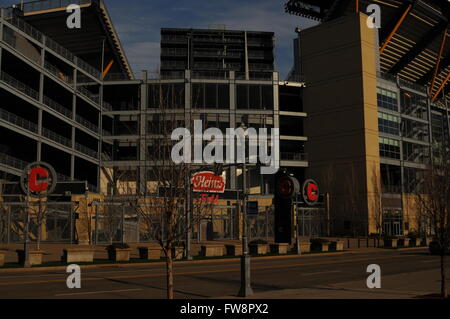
<box><xmin>20</xmin><ymin>162</ymin><xmax>57</xmax><ymax>268</ymax></box>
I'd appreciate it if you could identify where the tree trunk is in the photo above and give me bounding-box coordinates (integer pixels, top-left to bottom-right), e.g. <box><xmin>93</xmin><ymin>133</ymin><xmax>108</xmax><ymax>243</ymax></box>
<box><xmin>165</xmin><ymin>248</ymin><xmax>174</xmax><ymax>299</ymax></box>
<box><xmin>440</xmin><ymin>252</ymin><xmax>447</xmax><ymax>299</ymax></box>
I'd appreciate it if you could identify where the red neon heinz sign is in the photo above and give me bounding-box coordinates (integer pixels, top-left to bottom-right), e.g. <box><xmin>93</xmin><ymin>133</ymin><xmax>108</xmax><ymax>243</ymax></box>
<box><xmin>191</xmin><ymin>171</ymin><xmax>225</xmax><ymax>194</ymax></box>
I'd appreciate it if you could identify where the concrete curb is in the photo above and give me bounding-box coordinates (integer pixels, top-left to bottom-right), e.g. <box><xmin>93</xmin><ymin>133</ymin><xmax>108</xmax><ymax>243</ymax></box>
<box><xmin>0</xmin><ymin>250</ymin><xmax>363</xmax><ymax>273</ymax></box>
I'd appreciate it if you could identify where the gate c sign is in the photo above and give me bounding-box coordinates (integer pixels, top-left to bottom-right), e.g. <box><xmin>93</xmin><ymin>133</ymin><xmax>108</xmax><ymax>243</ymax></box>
<box><xmin>20</xmin><ymin>162</ymin><xmax>57</xmax><ymax>197</ymax></box>
<box><xmin>302</xmin><ymin>179</ymin><xmax>319</xmax><ymax>206</ymax></box>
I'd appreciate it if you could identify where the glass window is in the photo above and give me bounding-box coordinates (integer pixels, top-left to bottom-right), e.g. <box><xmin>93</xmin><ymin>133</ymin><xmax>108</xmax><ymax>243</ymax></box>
<box><xmin>377</xmin><ymin>87</ymin><xmax>398</xmax><ymax>111</ymax></box>
<box><xmin>378</xmin><ymin>112</ymin><xmax>400</xmax><ymax>136</ymax></box>
<box><xmin>379</xmin><ymin>137</ymin><xmax>401</xmax><ymax>160</ymax></box>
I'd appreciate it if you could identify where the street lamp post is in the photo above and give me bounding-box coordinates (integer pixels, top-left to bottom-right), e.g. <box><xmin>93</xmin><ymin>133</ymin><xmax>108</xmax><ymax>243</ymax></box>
<box><xmin>238</xmin><ymin>123</ymin><xmax>253</xmax><ymax>297</ymax></box>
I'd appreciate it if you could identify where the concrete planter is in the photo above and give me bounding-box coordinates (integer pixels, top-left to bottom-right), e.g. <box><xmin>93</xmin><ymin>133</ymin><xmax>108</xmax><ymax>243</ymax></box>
<box><xmin>108</xmin><ymin>248</ymin><xmax>131</xmax><ymax>262</ymax></box>
<box><xmin>329</xmin><ymin>241</ymin><xmax>344</xmax><ymax>251</ymax></box>
<box><xmin>409</xmin><ymin>238</ymin><xmax>421</xmax><ymax>247</ymax></box>
<box><xmin>225</xmin><ymin>245</ymin><xmax>243</xmax><ymax>256</ymax></box>
<box><xmin>311</xmin><ymin>241</ymin><xmax>330</xmax><ymax>252</ymax></box>
<box><xmin>17</xmin><ymin>250</ymin><xmax>45</xmax><ymax>266</ymax></box>
<box><xmin>422</xmin><ymin>237</ymin><xmax>433</xmax><ymax>247</ymax></box>
<box><xmin>298</xmin><ymin>242</ymin><xmax>311</xmax><ymax>253</ymax></box>
<box><xmin>269</xmin><ymin>243</ymin><xmax>289</xmax><ymax>254</ymax></box>
<box><xmin>398</xmin><ymin>238</ymin><xmax>410</xmax><ymax>247</ymax></box>
<box><xmin>249</xmin><ymin>244</ymin><xmax>268</xmax><ymax>255</ymax></box>
<box><xmin>138</xmin><ymin>247</ymin><xmax>161</xmax><ymax>260</ymax></box>
<box><xmin>201</xmin><ymin>245</ymin><xmax>224</xmax><ymax>257</ymax></box>
<box><xmin>384</xmin><ymin>239</ymin><xmax>398</xmax><ymax>248</ymax></box>
<box><xmin>0</xmin><ymin>250</ymin><xmax>7</xmax><ymax>267</ymax></box>
<box><xmin>62</xmin><ymin>248</ymin><xmax>96</xmax><ymax>263</ymax></box>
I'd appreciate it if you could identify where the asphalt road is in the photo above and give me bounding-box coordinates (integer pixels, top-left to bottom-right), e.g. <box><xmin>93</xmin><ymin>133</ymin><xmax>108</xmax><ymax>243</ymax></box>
<box><xmin>0</xmin><ymin>249</ymin><xmax>447</xmax><ymax>299</ymax></box>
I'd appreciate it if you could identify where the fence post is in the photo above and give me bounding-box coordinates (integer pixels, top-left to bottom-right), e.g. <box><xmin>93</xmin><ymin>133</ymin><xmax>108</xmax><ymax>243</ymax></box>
<box><xmin>69</xmin><ymin>204</ymin><xmax>73</xmax><ymax>244</ymax></box>
<box><xmin>94</xmin><ymin>204</ymin><xmax>99</xmax><ymax>244</ymax></box>
<box><xmin>7</xmin><ymin>206</ymin><xmax>11</xmax><ymax>244</ymax></box>
<box><xmin>265</xmin><ymin>207</ymin><xmax>269</xmax><ymax>242</ymax></box>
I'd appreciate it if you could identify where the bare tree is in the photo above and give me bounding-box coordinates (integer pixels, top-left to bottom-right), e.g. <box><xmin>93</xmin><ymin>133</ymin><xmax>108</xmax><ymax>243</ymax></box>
<box><xmin>28</xmin><ymin>197</ymin><xmax>48</xmax><ymax>250</ymax></box>
<box><xmin>415</xmin><ymin>144</ymin><xmax>450</xmax><ymax>299</ymax></box>
<box><xmin>345</xmin><ymin>162</ymin><xmax>363</xmax><ymax>237</ymax></box>
<box><xmin>321</xmin><ymin>164</ymin><xmax>335</xmax><ymax>236</ymax></box>
<box><xmin>103</xmin><ymin>83</ymin><xmax>214</xmax><ymax>299</ymax></box>
<box><xmin>371</xmin><ymin>164</ymin><xmax>383</xmax><ymax>242</ymax></box>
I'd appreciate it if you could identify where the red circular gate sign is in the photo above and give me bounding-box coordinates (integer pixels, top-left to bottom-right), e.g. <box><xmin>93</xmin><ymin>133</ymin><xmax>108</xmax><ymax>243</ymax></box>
<box><xmin>303</xmin><ymin>179</ymin><xmax>319</xmax><ymax>206</ymax></box>
<box><xmin>20</xmin><ymin>162</ymin><xmax>57</xmax><ymax>197</ymax></box>
<box><xmin>276</xmin><ymin>175</ymin><xmax>300</xmax><ymax>198</ymax></box>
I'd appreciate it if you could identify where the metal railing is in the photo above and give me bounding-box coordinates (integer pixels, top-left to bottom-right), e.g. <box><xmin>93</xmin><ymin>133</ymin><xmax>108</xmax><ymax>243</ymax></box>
<box><xmin>75</xmin><ymin>142</ymin><xmax>98</xmax><ymax>159</ymax></box>
<box><xmin>281</xmin><ymin>152</ymin><xmax>308</xmax><ymax>161</ymax></box>
<box><xmin>77</xmin><ymin>85</ymin><xmax>100</xmax><ymax>104</ymax></box>
<box><xmin>44</xmin><ymin>61</ymin><xmax>74</xmax><ymax>85</ymax></box>
<box><xmin>0</xmin><ymin>108</ymin><xmax>38</xmax><ymax>133</ymax></box>
<box><xmin>235</xmin><ymin>72</ymin><xmax>273</xmax><ymax>81</ymax></box>
<box><xmin>398</xmin><ymin>77</ymin><xmax>427</xmax><ymax>94</ymax></box>
<box><xmin>4</xmin><ymin>14</ymin><xmax>43</xmax><ymax>43</ymax></box>
<box><xmin>161</xmin><ymin>48</ymin><xmax>187</xmax><ymax>56</ymax></box>
<box><xmin>0</xmin><ymin>71</ymin><xmax>39</xmax><ymax>100</ymax></box>
<box><xmin>43</xmin><ymin>95</ymin><xmax>73</xmax><ymax>119</ymax></box>
<box><xmin>0</xmin><ymin>152</ymin><xmax>28</xmax><ymax>170</ymax></box>
<box><xmin>75</xmin><ymin>115</ymin><xmax>99</xmax><ymax>134</ymax></box>
<box><xmin>161</xmin><ymin>35</ymin><xmax>187</xmax><ymax>44</ymax></box>
<box><xmin>42</xmin><ymin>127</ymin><xmax>72</xmax><ymax>147</ymax></box>
<box><xmin>192</xmin><ymin>70</ymin><xmax>229</xmax><ymax>80</ymax></box>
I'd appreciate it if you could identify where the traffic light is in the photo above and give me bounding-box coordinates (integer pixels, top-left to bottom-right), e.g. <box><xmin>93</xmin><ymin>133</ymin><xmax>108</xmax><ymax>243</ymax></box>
<box><xmin>274</xmin><ymin>169</ymin><xmax>300</xmax><ymax>243</ymax></box>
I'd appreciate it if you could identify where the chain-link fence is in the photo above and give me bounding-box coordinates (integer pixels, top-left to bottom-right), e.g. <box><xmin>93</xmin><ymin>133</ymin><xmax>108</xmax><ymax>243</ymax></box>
<box><xmin>0</xmin><ymin>202</ymin><xmax>75</xmax><ymax>244</ymax></box>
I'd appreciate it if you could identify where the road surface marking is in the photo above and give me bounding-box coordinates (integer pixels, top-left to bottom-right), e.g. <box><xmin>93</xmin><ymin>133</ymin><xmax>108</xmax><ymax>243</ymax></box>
<box><xmin>55</xmin><ymin>288</ymin><xmax>142</xmax><ymax>296</ymax></box>
<box><xmin>302</xmin><ymin>270</ymin><xmax>342</xmax><ymax>276</ymax></box>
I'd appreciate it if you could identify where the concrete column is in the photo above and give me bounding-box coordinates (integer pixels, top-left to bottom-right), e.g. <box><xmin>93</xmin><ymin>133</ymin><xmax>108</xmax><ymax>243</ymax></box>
<box><xmin>138</xmin><ymin>76</ymin><xmax>148</xmax><ymax>194</ymax></box>
<box><xmin>229</xmin><ymin>74</ymin><xmax>237</xmax><ymax>189</ymax></box>
<box><xmin>244</xmin><ymin>32</ymin><xmax>249</xmax><ymax>80</ymax></box>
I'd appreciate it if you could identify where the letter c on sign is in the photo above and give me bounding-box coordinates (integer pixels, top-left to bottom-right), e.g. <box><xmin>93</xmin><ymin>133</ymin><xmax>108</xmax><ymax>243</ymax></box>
<box><xmin>307</xmin><ymin>183</ymin><xmax>319</xmax><ymax>202</ymax></box>
<box><xmin>29</xmin><ymin>168</ymin><xmax>49</xmax><ymax>193</ymax></box>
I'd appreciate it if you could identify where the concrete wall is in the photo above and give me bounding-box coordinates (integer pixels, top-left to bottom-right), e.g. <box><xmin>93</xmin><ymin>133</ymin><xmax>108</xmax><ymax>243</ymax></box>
<box><xmin>300</xmin><ymin>13</ymin><xmax>380</xmax><ymax>235</ymax></box>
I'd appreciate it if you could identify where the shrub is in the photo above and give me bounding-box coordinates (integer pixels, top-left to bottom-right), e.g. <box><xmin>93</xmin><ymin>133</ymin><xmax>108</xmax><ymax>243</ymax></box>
<box><xmin>407</xmin><ymin>232</ymin><xmax>419</xmax><ymax>239</ymax></box>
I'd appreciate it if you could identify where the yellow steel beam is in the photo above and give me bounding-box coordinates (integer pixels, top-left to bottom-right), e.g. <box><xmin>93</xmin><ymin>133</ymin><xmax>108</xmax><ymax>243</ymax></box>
<box><xmin>429</xmin><ymin>29</ymin><xmax>447</xmax><ymax>97</ymax></box>
<box><xmin>432</xmin><ymin>71</ymin><xmax>450</xmax><ymax>102</ymax></box>
<box><xmin>102</xmin><ymin>60</ymin><xmax>114</xmax><ymax>79</ymax></box>
<box><xmin>380</xmin><ymin>5</ymin><xmax>412</xmax><ymax>54</ymax></box>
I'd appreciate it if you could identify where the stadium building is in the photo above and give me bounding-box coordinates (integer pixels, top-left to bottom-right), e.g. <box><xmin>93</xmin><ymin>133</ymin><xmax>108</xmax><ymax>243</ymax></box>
<box><xmin>285</xmin><ymin>0</ymin><xmax>450</xmax><ymax>236</ymax></box>
<box><xmin>0</xmin><ymin>0</ymin><xmax>307</xmax><ymax>243</ymax></box>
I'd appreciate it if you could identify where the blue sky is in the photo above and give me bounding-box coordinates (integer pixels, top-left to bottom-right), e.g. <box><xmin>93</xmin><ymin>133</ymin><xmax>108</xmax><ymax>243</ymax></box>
<box><xmin>2</xmin><ymin>0</ymin><xmax>319</xmax><ymax>78</ymax></box>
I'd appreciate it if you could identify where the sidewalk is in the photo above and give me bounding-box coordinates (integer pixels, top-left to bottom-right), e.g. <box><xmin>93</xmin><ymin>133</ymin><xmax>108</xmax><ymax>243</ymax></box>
<box><xmin>217</xmin><ymin>268</ymin><xmax>446</xmax><ymax>299</ymax></box>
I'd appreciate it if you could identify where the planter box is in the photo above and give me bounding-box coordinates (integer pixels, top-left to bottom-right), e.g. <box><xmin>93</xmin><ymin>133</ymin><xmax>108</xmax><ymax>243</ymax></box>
<box><xmin>270</xmin><ymin>243</ymin><xmax>289</xmax><ymax>254</ymax></box>
<box><xmin>422</xmin><ymin>237</ymin><xmax>433</xmax><ymax>247</ymax></box>
<box><xmin>62</xmin><ymin>248</ymin><xmax>95</xmax><ymax>263</ymax></box>
<box><xmin>0</xmin><ymin>250</ymin><xmax>7</xmax><ymax>267</ymax></box>
<box><xmin>108</xmin><ymin>248</ymin><xmax>131</xmax><ymax>262</ymax></box>
<box><xmin>384</xmin><ymin>239</ymin><xmax>398</xmax><ymax>248</ymax></box>
<box><xmin>138</xmin><ymin>247</ymin><xmax>161</xmax><ymax>260</ymax></box>
<box><xmin>298</xmin><ymin>242</ymin><xmax>311</xmax><ymax>253</ymax></box>
<box><xmin>201</xmin><ymin>245</ymin><xmax>224</xmax><ymax>257</ymax></box>
<box><xmin>330</xmin><ymin>241</ymin><xmax>344</xmax><ymax>251</ymax></box>
<box><xmin>311</xmin><ymin>242</ymin><xmax>330</xmax><ymax>252</ymax></box>
<box><xmin>409</xmin><ymin>238</ymin><xmax>421</xmax><ymax>247</ymax></box>
<box><xmin>225</xmin><ymin>245</ymin><xmax>242</xmax><ymax>256</ymax></box>
<box><xmin>17</xmin><ymin>250</ymin><xmax>45</xmax><ymax>266</ymax></box>
<box><xmin>398</xmin><ymin>238</ymin><xmax>410</xmax><ymax>247</ymax></box>
<box><xmin>249</xmin><ymin>244</ymin><xmax>268</xmax><ymax>255</ymax></box>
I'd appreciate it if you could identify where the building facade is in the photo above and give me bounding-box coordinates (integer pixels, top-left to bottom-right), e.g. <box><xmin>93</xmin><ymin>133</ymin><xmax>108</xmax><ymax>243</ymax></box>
<box><xmin>287</xmin><ymin>1</ymin><xmax>450</xmax><ymax>236</ymax></box>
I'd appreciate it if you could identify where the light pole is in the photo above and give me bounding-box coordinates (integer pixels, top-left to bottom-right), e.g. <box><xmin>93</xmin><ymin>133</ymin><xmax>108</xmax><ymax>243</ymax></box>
<box><xmin>237</xmin><ymin>123</ymin><xmax>253</xmax><ymax>297</ymax></box>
